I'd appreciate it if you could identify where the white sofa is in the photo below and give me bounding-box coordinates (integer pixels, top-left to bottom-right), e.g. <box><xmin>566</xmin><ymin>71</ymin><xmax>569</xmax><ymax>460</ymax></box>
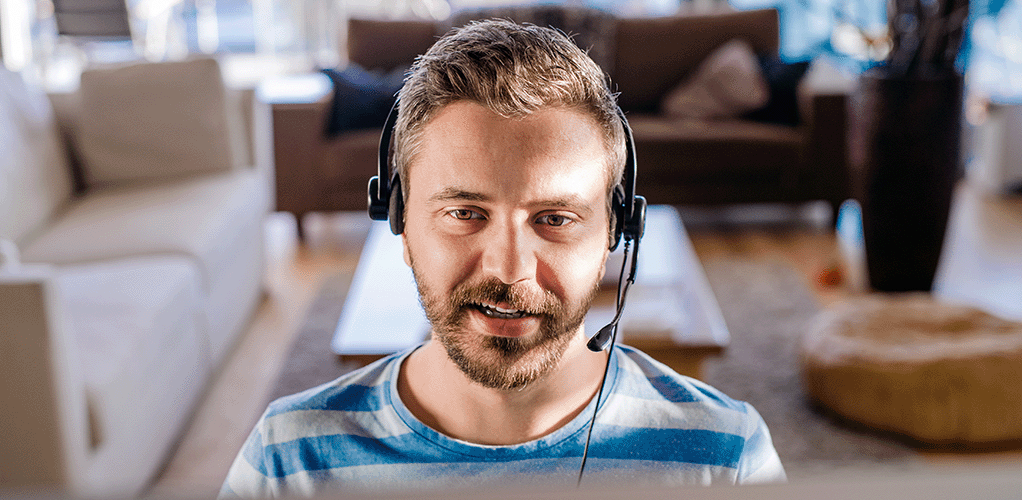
<box><xmin>0</xmin><ymin>58</ymin><xmax>273</xmax><ymax>496</ymax></box>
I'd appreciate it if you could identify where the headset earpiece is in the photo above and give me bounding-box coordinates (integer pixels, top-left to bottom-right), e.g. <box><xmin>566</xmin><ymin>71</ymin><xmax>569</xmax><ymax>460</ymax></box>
<box><xmin>368</xmin><ymin>100</ymin><xmax>400</xmax><ymax>227</ymax></box>
<box><xmin>388</xmin><ymin>175</ymin><xmax>405</xmax><ymax>235</ymax></box>
<box><xmin>609</xmin><ymin>184</ymin><xmax>625</xmax><ymax>251</ymax></box>
<box><xmin>368</xmin><ymin>176</ymin><xmax>388</xmax><ymax>221</ymax></box>
<box><xmin>625</xmin><ymin>195</ymin><xmax>647</xmax><ymax>242</ymax></box>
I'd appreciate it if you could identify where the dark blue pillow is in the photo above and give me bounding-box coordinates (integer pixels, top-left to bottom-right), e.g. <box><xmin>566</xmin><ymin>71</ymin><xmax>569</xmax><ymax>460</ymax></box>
<box><xmin>321</xmin><ymin>64</ymin><xmax>407</xmax><ymax>137</ymax></box>
<box><xmin>743</xmin><ymin>56</ymin><xmax>810</xmax><ymax>127</ymax></box>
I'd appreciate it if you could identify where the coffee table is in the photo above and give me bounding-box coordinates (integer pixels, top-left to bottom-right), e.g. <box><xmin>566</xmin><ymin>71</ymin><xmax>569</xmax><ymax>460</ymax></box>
<box><xmin>331</xmin><ymin>205</ymin><xmax>729</xmax><ymax>377</ymax></box>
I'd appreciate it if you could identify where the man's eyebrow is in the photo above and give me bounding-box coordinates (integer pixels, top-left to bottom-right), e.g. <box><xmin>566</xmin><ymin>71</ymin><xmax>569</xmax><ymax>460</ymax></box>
<box><xmin>428</xmin><ymin>189</ymin><xmax>595</xmax><ymax>216</ymax></box>
<box><xmin>429</xmin><ymin>188</ymin><xmax>490</xmax><ymax>202</ymax></box>
<box><xmin>533</xmin><ymin>195</ymin><xmax>594</xmax><ymax>217</ymax></box>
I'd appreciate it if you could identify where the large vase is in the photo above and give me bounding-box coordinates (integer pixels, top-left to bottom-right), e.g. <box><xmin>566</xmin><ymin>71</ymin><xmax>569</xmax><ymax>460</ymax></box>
<box><xmin>850</xmin><ymin>67</ymin><xmax>964</xmax><ymax>292</ymax></box>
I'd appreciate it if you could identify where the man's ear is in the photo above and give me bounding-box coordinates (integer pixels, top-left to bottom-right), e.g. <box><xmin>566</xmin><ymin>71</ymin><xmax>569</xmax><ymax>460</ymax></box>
<box><xmin>402</xmin><ymin>233</ymin><xmax>412</xmax><ymax>267</ymax></box>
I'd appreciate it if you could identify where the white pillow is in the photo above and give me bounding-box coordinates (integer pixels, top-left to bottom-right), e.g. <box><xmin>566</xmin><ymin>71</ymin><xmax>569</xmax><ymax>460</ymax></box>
<box><xmin>77</xmin><ymin>58</ymin><xmax>237</xmax><ymax>187</ymax></box>
<box><xmin>661</xmin><ymin>39</ymin><xmax>770</xmax><ymax>120</ymax></box>
<box><xmin>0</xmin><ymin>66</ymin><xmax>73</xmax><ymax>245</ymax></box>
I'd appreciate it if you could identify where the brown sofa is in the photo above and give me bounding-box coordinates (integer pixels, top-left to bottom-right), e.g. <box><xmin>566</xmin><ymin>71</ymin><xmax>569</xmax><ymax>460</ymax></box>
<box><xmin>271</xmin><ymin>8</ymin><xmax>851</xmax><ymax>232</ymax></box>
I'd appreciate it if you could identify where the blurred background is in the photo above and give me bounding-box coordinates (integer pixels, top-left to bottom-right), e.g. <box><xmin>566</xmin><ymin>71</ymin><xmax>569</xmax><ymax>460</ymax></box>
<box><xmin>1</xmin><ymin>0</ymin><xmax>1020</xmax><ymax>99</ymax></box>
<box><xmin>3</xmin><ymin>1</ymin><xmax>1022</xmax><ymax>498</ymax></box>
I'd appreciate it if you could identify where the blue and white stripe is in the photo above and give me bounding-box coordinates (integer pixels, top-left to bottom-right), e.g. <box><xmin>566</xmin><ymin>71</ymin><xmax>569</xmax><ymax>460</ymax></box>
<box><xmin>220</xmin><ymin>345</ymin><xmax>785</xmax><ymax>497</ymax></box>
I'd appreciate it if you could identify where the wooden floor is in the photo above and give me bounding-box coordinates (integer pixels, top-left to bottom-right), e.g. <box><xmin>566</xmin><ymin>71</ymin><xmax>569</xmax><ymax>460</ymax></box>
<box><xmin>149</xmin><ymin>206</ymin><xmax>1021</xmax><ymax>497</ymax></box>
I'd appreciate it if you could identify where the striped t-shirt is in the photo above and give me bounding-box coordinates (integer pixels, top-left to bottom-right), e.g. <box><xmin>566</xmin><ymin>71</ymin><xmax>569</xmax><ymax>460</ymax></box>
<box><xmin>220</xmin><ymin>344</ymin><xmax>785</xmax><ymax>497</ymax></box>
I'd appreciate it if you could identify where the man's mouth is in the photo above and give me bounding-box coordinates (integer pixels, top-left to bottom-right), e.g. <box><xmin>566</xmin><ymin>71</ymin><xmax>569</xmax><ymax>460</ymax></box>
<box><xmin>473</xmin><ymin>303</ymin><xmax>530</xmax><ymax>320</ymax></box>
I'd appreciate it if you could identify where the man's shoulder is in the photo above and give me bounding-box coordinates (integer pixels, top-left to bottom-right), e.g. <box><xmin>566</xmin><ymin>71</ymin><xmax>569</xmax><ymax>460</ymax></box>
<box><xmin>263</xmin><ymin>352</ymin><xmax>401</xmax><ymax>420</ymax></box>
<box><xmin>613</xmin><ymin>345</ymin><xmax>752</xmax><ymax>417</ymax></box>
<box><xmin>602</xmin><ymin>345</ymin><xmax>783</xmax><ymax>481</ymax></box>
<box><xmin>221</xmin><ymin>351</ymin><xmax>420</xmax><ymax>493</ymax></box>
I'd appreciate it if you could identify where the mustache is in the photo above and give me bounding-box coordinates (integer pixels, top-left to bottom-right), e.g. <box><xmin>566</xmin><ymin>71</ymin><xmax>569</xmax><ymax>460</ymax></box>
<box><xmin>450</xmin><ymin>278</ymin><xmax>559</xmax><ymax>315</ymax></box>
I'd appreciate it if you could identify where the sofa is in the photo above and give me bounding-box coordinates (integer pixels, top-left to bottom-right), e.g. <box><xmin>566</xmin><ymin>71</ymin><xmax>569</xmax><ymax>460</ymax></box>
<box><xmin>0</xmin><ymin>58</ymin><xmax>273</xmax><ymax>496</ymax></box>
<box><xmin>271</xmin><ymin>8</ymin><xmax>852</xmax><ymax>232</ymax></box>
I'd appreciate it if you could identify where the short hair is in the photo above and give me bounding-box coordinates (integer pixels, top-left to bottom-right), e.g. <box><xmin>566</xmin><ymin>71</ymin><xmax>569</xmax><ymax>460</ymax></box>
<box><xmin>393</xmin><ymin>19</ymin><xmax>627</xmax><ymax>201</ymax></box>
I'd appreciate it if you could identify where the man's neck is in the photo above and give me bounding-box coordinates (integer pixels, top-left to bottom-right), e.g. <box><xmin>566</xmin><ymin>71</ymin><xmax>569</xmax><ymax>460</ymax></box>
<box><xmin>397</xmin><ymin>333</ymin><xmax>608</xmax><ymax>446</ymax></box>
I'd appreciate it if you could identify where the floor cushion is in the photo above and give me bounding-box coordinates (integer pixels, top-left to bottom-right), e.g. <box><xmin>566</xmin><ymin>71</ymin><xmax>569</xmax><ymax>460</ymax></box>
<box><xmin>802</xmin><ymin>293</ymin><xmax>1022</xmax><ymax>446</ymax></box>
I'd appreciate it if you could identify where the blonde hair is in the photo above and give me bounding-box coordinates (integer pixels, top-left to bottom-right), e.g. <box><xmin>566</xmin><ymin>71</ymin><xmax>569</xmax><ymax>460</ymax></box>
<box><xmin>392</xmin><ymin>19</ymin><xmax>626</xmax><ymax>200</ymax></box>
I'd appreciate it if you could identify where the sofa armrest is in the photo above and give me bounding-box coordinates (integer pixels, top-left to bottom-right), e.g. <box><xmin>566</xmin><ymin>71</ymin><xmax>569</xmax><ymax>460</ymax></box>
<box><xmin>797</xmin><ymin>57</ymin><xmax>857</xmax><ymax>206</ymax></box>
<box><xmin>249</xmin><ymin>86</ymin><xmax>278</xmax><ymax>212</ymax></box>
<box><xmin>0</xmin><ymin>258</ymin><xmax>89</xmax><ymax>493</ymax></box>
<box><xmin>258</xmin><ymin>73</ymin><xmax>334</xmax><ymax>221</ymax></box>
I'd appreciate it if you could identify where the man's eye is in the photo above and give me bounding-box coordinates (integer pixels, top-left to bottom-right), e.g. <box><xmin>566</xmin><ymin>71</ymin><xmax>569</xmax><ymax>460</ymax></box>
<box><xmin>537</xmin><ymin>214</ymin><xmax>570</xmax><ymax>227</ymax></box>
<box><xmin>449</xmin><ymin>209</ymin><xmax>481</xmax><ymax>220</ymax></box>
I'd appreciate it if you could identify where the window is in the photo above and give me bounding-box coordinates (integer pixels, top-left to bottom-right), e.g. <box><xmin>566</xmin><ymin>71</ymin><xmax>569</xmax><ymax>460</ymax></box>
<box><xmin>968</xmin><ymin>0</ymin><xmax>1022</xmax><ymax>100</ymax></box>
<box><xmin>5</xmin><ymin>0</ymin><xmax>1017</xmax><ymax>99</ymax></box>
<box><xmin>729</xmin><ymin>0</ymin><xmax>1022</xmax><ymax>100</ymax></box>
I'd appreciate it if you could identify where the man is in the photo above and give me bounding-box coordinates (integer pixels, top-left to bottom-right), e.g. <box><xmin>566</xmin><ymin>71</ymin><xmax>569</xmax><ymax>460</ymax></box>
<box><xmin>221</xmin><ymin>19</ymin><xmax>784</xmax><ymax>498</ymax></box>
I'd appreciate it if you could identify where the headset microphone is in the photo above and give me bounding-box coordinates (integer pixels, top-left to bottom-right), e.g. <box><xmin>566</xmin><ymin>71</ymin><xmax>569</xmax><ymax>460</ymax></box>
<box><xmin>587</xmin><ymin>321</ymin><xmax>618</xmax><ymax>353</ymax></box>
<box><xmin>586</xmin><ymin>232</ymin><xmax>641</xmax><ymax>352</ymax></box>
<box><xmin>585</xmin><ymin>106</ymin><xmax>646</xmax><ymax>353</ymax></box>
<box><xmin>576</xmin><ymin>110</ymin><xmax>645</xmax><ymax>487</ymax></box>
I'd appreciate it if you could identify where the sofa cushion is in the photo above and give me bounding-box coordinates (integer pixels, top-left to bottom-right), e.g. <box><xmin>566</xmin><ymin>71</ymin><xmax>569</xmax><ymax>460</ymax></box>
<box><xmin>661</xmin><ymin>39</ymin><xmax>769</xmax><ymax>120</ymax></box>
<box><xmin>21</xmin><ymin>169</ymin><xmax>270</xmax><ymax>293</ymax></box>
<box><xmin>627</xmin><ymin>114</ymin><xmax>804</xmax><ymax>179</ymax></box>
<box><xmin>0</xmin><ymin>67</ymin><xmax>74</xmax><ymax>246</ymax></box>
<box><xmin>77</xmin><ymin>58</ymin><xmax>238</xmax><ymax>187</ymax></box>
<box><xmin>56</xmin><ymin>256</ymin><xmax>209</xmax><ymax>493</ymax></box>
<box><xmin>347</xmin><ymin>18</ymin><xmax>438</xmax><ymax>72</ymax></box>
<box><xmin>613</xmin><ymin>9</ymin><xmax>780</xmax><ymax>112</ymax></box>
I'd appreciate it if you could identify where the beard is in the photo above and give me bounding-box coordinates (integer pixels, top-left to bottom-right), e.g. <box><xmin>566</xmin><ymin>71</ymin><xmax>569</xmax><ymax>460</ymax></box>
<box><xmin>411</xmin><ymin>266</ymin><xmax>600</xmax><ymax>391</ymax></box>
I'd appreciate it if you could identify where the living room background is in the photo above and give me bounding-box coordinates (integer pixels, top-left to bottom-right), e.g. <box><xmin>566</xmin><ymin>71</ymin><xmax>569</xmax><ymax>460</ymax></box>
<box><xmin>1</xmin><ymin>0</ymin><xmax>1020</xmax><ymax>100</ymax></box>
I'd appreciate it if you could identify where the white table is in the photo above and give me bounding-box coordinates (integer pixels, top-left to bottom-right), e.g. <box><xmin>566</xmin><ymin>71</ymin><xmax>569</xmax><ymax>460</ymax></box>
<box><xmin>331</xmin><ymin>205</ymin><xmax>729</xmax><ymax>376</ymax></box>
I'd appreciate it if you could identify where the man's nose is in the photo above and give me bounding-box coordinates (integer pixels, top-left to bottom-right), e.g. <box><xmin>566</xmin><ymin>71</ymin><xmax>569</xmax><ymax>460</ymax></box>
<box><xmin>480</xmin><ymin>221</ymin><xmax>537</xmax><ymax>285</ymax></box>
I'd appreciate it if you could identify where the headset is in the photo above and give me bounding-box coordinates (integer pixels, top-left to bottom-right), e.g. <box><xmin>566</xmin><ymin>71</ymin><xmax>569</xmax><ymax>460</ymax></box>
<box><xmin>369</xmin><ymin>100</ymin><xmax>645</xmax><ymax>250</ymax></box>
<box><xmin>368</xmin><ymin>98</ymin><xmax>647</xmax><ymax>484</ymax></box>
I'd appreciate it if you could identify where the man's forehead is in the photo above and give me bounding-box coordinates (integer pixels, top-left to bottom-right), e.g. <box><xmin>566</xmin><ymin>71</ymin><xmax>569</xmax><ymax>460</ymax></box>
<box><xmin>408</xmin><ymin>101</ymin><xmax>614</xmax><ymax>193</ymax></box>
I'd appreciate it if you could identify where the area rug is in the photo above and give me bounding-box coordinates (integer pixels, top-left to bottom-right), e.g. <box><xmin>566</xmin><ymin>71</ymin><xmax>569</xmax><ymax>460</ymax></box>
<box><xmin>268</xmin><ymin>271</ymin><xmax>363</xmax><ymax>402</ymax></box>
<box><xmin>698</xmin><ymin>258</ymin><xmax>923</xmax><ymax>480</ymax></box>
<box><xmin>269</xmin><ymin>258</ymin><xmax>924</xmax><ymax>480</ymax></box>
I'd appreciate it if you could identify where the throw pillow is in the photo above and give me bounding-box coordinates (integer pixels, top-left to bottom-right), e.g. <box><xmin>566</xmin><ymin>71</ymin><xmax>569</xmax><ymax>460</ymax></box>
<box><xmin>77</xmin><ymin>58</ymin><xmax>237</xmax><ymax>187</ymax></box>
<box><xmin>320</xmin><ymin>63</ymin><xmax>406</xmax><ymax>138</ymax></box>
<box><xmin>660</xmin><ymin>39</ymin><xmax>770</xmax><ymax>120</ymax></box>
<box><xmin>743</xmin><ymin>56</ymin><xmax>811</xmax><ymax>126</ymax></box>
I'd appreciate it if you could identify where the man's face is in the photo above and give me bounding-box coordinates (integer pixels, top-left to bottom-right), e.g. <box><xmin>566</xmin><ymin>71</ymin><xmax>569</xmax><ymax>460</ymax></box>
<box><xmin>402</xmin><ymin>101</ymin><xmax>612</xmax><ymax>391</ymax></box>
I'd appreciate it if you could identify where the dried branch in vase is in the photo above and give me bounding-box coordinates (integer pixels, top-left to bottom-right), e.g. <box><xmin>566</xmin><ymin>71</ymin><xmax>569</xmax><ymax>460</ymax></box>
<box><xmin>886</xmin><ymin>0</ymin><xmax>970</xmax><ymax>76</ymax></box>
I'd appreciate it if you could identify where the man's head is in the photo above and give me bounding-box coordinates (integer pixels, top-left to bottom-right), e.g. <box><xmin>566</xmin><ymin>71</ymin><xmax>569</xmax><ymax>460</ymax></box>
<box><xmin>393</xmin><ymin>19</ymin><xmax>627</xmax><ymax>213</ymax></box>
<box><xmin>395</xmin><ymin>20</ymin><xmax>625</xmax><ymax>391</ymax></box>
